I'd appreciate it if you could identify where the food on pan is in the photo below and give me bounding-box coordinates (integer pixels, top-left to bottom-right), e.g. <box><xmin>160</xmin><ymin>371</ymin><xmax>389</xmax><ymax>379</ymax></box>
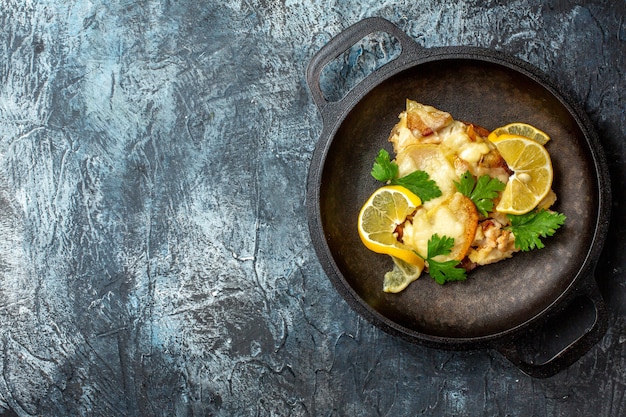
<box><xmin>357</xmin><ymin>100</ymin><xmax>566</xmax><ymax>293</ymax></box>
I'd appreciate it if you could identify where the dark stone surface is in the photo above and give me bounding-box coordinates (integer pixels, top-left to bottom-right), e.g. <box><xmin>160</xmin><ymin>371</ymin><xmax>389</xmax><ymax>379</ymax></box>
<box><xmin>0</xmin><ymin>1</ymin><xmax>624</xmax><ymax>416</ymax></box>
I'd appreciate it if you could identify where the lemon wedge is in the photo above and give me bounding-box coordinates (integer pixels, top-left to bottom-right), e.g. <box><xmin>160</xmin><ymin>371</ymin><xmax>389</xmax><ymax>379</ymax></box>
<box><xmin>488</xmin><ymin>122</ymin><xmax>550</xmax><ymax>145</ymax></box>
<box><xmin>357</xmin><ymin>185</ymin><xmax>425</xmax><ymax>267</ymax></box>
<box><xmin>493</xmin><ymin>135</ymin><xmax>553</xmax><ymax>215</ymax></box>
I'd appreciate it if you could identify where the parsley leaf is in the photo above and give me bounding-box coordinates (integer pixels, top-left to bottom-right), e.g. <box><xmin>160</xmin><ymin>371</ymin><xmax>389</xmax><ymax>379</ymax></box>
<box><xmin>392</xmin><ymin>170</ymin><xmax>442</xmax><ymax>202</ymax></box>
<box><xmin>428</xmin><ymin>259</ymin><xmax>468</xmax><ymax>284</ymax></box>
<box><xmin>454</xmin><ymin>170</ymin><xmax>476</xmax><ymax>196</ymax></box>
<box><xmin>371</xmin><ymin>149</ymin><xmax>398</xmax><ymax>182</ymax></box>
<box><xmin>370</xmin><ymin>149</ymin><xmax>442</xmax><ymax>202</ymax></box>
<box><xmin>416</xmin><ymin>234</ymin><xmax>467</xmax><ymax>285</ymax></box>
<box><xmin>454</xmin><ymin>171</ymin><xmax>505</xmax><ymax>217</ymax></box>
<box><xmin>427</xmin><ymin>233</ymin><xmax>455</xmax><ymax>258</ymax></box>
<box><xmin>506</xmin><ymin>209</ymin><xmax>567</xmax><ymax>251</ymax></box>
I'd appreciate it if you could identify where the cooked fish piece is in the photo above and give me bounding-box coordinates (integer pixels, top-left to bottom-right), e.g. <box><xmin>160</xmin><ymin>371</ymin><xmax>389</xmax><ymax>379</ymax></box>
<box><xmin>388</xmin><ymin>100</ymin><xmax>453</xmax><ymax>151</ymax></box>
<box><xmin>395</xmin><ymin>143</ymin><xmax>458</xmax><ymax>209</ymax></box>
<box><xmin>404</xmin><ymin>100</ymin><xmax>453</xmax><ymax>138</ymax></box>
<box><xmin>402</xmin><ymin>192</ymin><xmax>479</xmax><ymax>262</ymax></box>
<box><xmin>390</xmin><ymin>100</ymin><xmax>511</xmax><ymax>187</ymax></box>
<box><xmin>468</xmin><ymin>219</ymin><xmax>517</xmax><ymax>266</ymax></box>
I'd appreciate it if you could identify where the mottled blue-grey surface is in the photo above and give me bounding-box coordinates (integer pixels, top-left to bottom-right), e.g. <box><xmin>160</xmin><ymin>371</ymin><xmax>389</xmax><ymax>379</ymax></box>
<box><xmin>0</xmin><ymin>0</ymin><xmax>624</xmax><ymax>416</ymax></box>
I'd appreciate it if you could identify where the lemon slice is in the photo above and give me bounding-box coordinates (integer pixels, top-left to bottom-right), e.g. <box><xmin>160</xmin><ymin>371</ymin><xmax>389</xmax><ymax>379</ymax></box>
<box><xmin>357</xmin><ymin>185</ymin><xmax>425</xmax><ymax>267</ymax></box>
<box><xmin>494</xmin><ymin>135</ymin><xmax>553</xmax><ymax>215</ymax></box>
<box><xmin>488</xmin><ymin>122</ymin><xmax>550</xmax><ymax>145</ymax></box>
<box><xmin>383</xmin><ymin>256</ymin><xmax>424</xmax><ymax>293</ymax></box>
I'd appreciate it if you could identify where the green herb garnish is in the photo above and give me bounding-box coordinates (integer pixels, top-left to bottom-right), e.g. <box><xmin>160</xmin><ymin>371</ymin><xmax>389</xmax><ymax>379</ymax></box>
<box><xmin>371</xmin><ymin>149</ymin><xmax>442</xmax><ymax>202</ymax></box>
<box><xmin>371</xmin><ymin>148</ymin><xmax>399</xmax><ymax>182</ymax></box>
<box><xmin>506</xmin><ymin>209</ymin><xmax>566</xmax><ymax>251</ymax></box>
<box><xmin>454</xmin><ymin>171</ymin><xmax>506</xmax><ymax>217</ymax></box>
<box><xmin>417</xmin><ymin>234</ymin><xmax>467</xmax><ymax>285</ymax></box>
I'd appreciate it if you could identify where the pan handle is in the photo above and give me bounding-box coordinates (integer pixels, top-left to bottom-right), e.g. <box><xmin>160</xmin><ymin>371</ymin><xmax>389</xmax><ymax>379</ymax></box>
<box><xmin>306</xmin><ymin>17</ymin><xmax>422</xmax><ymax>121</ymax></box>
<box><xmin>495</xmin><ymin>280</ymin><xmax>608</xmax><ymax>378</ymax></box>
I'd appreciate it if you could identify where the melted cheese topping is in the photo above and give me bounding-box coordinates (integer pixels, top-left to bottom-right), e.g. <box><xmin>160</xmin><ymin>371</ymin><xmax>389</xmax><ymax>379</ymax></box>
<box><xmin>402</xmin><ymin>192</ymin><xmax>478</xmax><ymax>262</ymax></box>
<box><xmin>395</xmin><ymin>144</ymin><xmax>457</xmax><ymax>209</ymax></box>
<box><xmin>404</xmin><ymin>205</ymin><xmax>463</xmax><ymax>259</ymax></box>
<box><xmin>443</xmin><ymin>127</ymin><xmax>491</xmax><ymax>164</ymax></box>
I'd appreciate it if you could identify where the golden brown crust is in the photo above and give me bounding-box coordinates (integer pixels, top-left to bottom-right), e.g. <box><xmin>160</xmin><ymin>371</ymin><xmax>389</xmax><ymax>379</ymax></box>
<box><xmin>448</xmin><ymin>193</ymin><xmax>479</xmax><ymax>261</ymax></box>
<box><xmin>405</xmin><ymin>100</ymin><xmax>453</xmax><ymax>138</ymax></box>
<box><xmin>463</xmin><ymin>123</ymin><xmax>491</xmax><ymax>140</ymax></box>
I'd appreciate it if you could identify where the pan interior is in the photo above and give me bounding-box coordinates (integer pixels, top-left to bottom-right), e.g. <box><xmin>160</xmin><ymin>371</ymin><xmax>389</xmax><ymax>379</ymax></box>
<box><xmin>318</xmin><ymin>58</ymin><xmax>599</xmax><ymax>339</ymax></box>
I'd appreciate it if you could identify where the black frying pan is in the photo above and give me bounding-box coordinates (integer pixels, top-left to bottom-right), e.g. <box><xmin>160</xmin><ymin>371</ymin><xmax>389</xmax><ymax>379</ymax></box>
<box><xmin>306</xmin><ymin>18</ymin><xmax>611</xmax><ymax>378</ymax></box>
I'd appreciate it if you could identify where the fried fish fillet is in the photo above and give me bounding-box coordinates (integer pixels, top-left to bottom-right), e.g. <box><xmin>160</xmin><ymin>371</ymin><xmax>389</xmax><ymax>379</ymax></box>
<box><xmin>402</xmin><ymin>192</ymin><xmax>479</xmax><ymax>262</ymax></box>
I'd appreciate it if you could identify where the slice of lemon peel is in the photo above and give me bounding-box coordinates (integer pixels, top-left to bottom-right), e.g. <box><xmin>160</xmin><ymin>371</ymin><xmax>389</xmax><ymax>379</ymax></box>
<box><xmin>488</xmin><ymin>122</ymin><xmax>551</xmax><ymax>145</ymax></box>
<box><xmin>383</xmin><ymin>256</ymin><xmax>424</xmax><ymax>293</ymax></box>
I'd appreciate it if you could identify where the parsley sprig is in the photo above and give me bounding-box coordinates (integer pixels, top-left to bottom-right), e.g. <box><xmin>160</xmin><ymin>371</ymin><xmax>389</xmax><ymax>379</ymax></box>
<box><xmin>371</xmin><ymin>149</ymin><xmax>442</xmax><ymax>202</ymax></box>
<box><xmin>506</xmin><ymin>209</ymin><xmax>567</xmax><ymax>251</ymax></box>
<box><xmin>417</xmin><ymin>234</ymin><xmax>467</xmax><ymax>285</ymax></box>
<box><xmin>454</xmin><ymin>171</ymin><xmax>505</xmax><ymax>217</ymax></box>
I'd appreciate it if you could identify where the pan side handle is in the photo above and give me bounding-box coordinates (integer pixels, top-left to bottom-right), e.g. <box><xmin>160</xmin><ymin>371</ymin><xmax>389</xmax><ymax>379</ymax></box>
<box><xmin>495</xmin><ymin>280</ymin><xmax>608</xmax><ymax>378</ymax></box>
<box><xmin>306</xmin><ymin>17</ymin><xmax>422</xmax><ymax>121</ymax></box>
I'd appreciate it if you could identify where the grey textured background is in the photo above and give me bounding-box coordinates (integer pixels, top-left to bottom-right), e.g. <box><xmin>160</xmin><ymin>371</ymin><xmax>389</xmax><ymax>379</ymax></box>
<box><xmin>0</xmin><ymin>0</ymin><xmax>624</xmax><ymax>416</ymax></box>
